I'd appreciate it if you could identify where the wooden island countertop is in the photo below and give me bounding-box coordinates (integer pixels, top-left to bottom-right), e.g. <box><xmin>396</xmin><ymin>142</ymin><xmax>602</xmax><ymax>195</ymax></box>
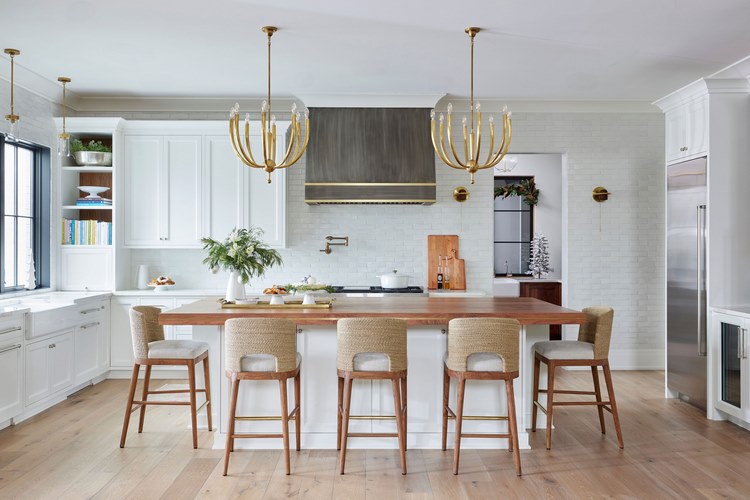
<box><xmin>159</xmin><ymin>296</ymin><xmax>587</xmax><ymax>326</ymax></box>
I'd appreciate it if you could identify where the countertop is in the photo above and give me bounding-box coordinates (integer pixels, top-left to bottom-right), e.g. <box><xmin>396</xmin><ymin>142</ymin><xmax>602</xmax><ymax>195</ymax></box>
<box><xmin>0</xmin><ymin>291</ymin><xmax>111</xmax><ymax>316</ymax></box>
<box><xmin>494</xmin><ymin>277</ymin><xmax>563</xmax><ymax>284</ymax></box>
<box><xmin>712</xmin><ymin>305</ymin><xmax>750</xmax><ymax>318</ymax></box>
<box><xmin>159</xmin><ymin>296</ymin><xmax>586</xmax><ymax>326</ymax></box>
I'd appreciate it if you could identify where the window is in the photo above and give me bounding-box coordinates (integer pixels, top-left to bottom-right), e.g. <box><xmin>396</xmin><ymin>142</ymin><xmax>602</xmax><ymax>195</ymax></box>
<box><xmin>0</xmin><ymin>136</ymin><xmax>50</xmax><ymax>292</ymax></box>
<box><xmin>494</xmin><ymin>176</ymin><xmax>533</xmax><ymax>276</ymax></box>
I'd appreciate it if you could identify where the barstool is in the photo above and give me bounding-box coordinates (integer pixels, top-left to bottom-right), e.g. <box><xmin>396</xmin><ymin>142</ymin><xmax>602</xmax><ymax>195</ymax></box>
<box><xmin>531</xmin><ymin>306</ymin><xmax>623</xmax><ymax>450</ymax></box>
<box><xmin>442</xmin><ymin>318</ymin><xmax>522</xmax><ymax>476</ymax></box>
<box><xmin>223</xmin><ymin>318</ymin><xmax>301</xmax><ymax>476</ymax></box>
<box><xmin>119</xmin><ymin>306</ymin><xmax>212</xmax><ymax>449</ymax></box>
<box><xmin>337</xmin><ymin>318</ymin><xmax>407</xmax><ymax>475</ymax></box>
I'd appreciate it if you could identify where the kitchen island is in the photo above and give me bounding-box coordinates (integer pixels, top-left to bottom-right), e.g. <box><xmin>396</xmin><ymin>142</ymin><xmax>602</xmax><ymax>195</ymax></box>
<box><xmin>160</xmin><ymin>296</ymin><xmax>586</xmax><ymax>450</ymax></box>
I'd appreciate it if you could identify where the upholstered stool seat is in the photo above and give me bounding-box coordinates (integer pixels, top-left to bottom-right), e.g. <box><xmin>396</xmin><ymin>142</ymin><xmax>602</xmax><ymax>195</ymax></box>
<box><xmin>223</xmin><ymin>318</ymin><xmax>301</xmax><ymax>476</ymax></box>
<box><xmin>442</xmin><ymin>318</ymin><xmax>522</xmax><ymax>476</ymax></box>
<box><xmin>533</xmin><ymin>340</ymin><xmax>595</xmax><ymax>360</ymax></box>
<box><xmin>337</xmin><ymin>318</ymin><xmax>408</xmax><ymax>475</ymax></box>
<box><xmin>531</xmin><ymin>306</ymin><xmax>624</xmax><ymax>450</ymax></box>
<box><xmin>148</xmin><ymin>339</ymin><xmax>209</xmax><ymax>359</ymax></box>
<box><xmin>120</xmin><ymin>306</ymin><xmax>212</xmax><ymax>450</ymax></box>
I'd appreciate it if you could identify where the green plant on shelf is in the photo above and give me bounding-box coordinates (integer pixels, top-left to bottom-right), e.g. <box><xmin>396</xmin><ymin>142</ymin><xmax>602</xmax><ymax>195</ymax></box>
<box><xmin>70</xmin><ymin>139</ymin><xmax>112</xmax><ymax>153</ymax></box>
<box><xmin>494</xmin><ymin>178</ymin><xmax>540</xmax><ymax>206</ymax></box>
<box><xmin>284</xmin><ymin>283</ymin><xmax>335</xmax><ymax>294</ymax></box>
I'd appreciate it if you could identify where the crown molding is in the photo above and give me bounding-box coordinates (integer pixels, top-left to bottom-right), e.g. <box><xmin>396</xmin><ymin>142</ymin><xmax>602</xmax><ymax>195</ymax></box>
<box><xmin>296</xmin><ymin>93</ymin><xmax>446</xmax><ymax>108</ymax></box>
<box><xmin>434</xmin><ymin>99</ymin><xmax>660</xmax><ymax>114</ymax></box>
<box><xmin>73</xmin><ymin>96</ymin><xmax>304</xmax><ymax>113</ymax></box>
<box><xmin>0</xmin><ymin>54</ymin><xmax>82</xmax><ymax>107</ymax></box>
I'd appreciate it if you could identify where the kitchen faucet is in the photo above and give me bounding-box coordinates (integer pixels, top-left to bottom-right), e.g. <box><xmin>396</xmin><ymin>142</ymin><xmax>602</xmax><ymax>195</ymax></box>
<box><xmin>320</xmin><ymin>236</ymin><xmax>349</xmax><ymax>254</ymax></box>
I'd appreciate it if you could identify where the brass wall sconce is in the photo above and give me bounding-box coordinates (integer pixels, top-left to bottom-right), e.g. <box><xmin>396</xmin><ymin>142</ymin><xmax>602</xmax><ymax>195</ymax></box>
<box><xmin>592</xmin><ymin>186</ymin><xmax>611</xmax><ymax>202</ymax></box>
<box><xmin>320</xmin><ymin>235</ymin><xmax>349</xmax><ymax>254</ymax></box>
<box><xmin>453</xmin><ymin>187</ymin><xmax>470</xmax><ymax>202</ymax></box>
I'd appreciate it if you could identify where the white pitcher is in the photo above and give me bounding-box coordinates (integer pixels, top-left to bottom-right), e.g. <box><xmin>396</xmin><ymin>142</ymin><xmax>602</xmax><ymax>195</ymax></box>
<box><xmin>136</xmin><ymin>265</ymin><xmax>150</xmax><ymax>290</ymax></box>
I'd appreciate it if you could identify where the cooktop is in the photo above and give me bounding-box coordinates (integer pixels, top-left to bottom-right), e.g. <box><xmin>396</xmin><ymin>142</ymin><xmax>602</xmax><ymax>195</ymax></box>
<box><xmin>332</xmin><ymin>286</ymin><xmax>425</xmax><ymax>294</ymax></box>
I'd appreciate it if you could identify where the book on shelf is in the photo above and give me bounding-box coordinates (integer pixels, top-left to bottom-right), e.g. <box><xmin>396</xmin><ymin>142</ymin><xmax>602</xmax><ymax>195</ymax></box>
<box><xmin>62</xmin><ymin>218</ymin><xmax>112</xmax><ymax>245</ymax></box>
<box><xmin>75</xmin><ymin>196</ymin><xmax>112</xmax><ymax>206</ymax></box>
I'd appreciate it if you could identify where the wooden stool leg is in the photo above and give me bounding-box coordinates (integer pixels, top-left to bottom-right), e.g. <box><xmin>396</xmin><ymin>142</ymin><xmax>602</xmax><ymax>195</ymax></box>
<box><xmin>294</xmin><ymin>370</ymin><xmax>301</xmax><ymax>452</ymax></box>
<box><xmin>602</xmin><ymin>361</ymin><xmax>624</xmax><ymax>449</ymax></box>
<box><xmin>401</xmin><ymin>375</ymin><xmax>408</xmax><ymax>452</ymax></box>
<box><xmin>441</xmin><ymin>365</ymin><xmax>450</xmax><ymax>451</ymax></box>
<box><xmin>339</xmin><ymin>376</ymin><xmax>353</xmax><ymax>475</ymax></box>
<box><xmin>545</xmin><ymin>361</ymin><xmax>556</xmax><ymax>450</ymax></box>
<box><xmin>119</xmin><ymin>363</ymin><xmax>140</xmax><ymax>448</ymax></box>
<box><xmin>223</xmin><ymin>376</ymin><xmax>240</xmax><ymax>476</ymax></box>
<box><xmin>337</xmin><ymin>376</ymin><xmax>344</xmax><ymax>451</ymax></box>
<box><xmin>592</xmin><ymin>365</ymin><xmax>606</xmax><ymax>434</ymax></box>
<box><xmin>452</xmin><ymin>377</ymin><xmax>467</xmax><ymax>475</ymax></box>
<box><xmin>392</xmin><ymin>378</ymin><xmax>407</xmax><ymax>475</ymax></box>
<box><xmin>187</xmin><ymin>362</ymin><xmax>199</xmax><ymax>449</ymax></box>
<box><xmin>279</xmin><ymin>378</ymin><xmax>291</xmax><ymax>475</ymax></box>
<box><xmin>531</xmin><ymin>354</ymin><xmax>540</xmax><ymax>432</ymax></box>
<box><xmin>505</xmin><ymin>379</ymin><xmax>522</xmax><ymax>476</ymax></box>
<box><xmin>203</xmin><ymin>356</ymin><xmax>213</xmax><ymax>432</ymax></box>
<box><xmin>138</xmin><ymin>365</ymin><xmax>152</xmax><ymax>433</ymax></box>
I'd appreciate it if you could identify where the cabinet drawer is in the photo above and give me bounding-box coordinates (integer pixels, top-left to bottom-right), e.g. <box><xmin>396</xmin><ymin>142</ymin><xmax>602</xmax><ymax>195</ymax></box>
<box><xmin>0</xmin><ymin>316</ymin><xmax>24</xmax><ymax>342</ymax></box>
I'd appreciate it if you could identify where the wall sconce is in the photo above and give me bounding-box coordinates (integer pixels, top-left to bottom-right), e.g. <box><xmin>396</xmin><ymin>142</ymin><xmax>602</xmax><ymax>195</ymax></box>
<box><xmin>453</xmin><ymin>186</ymin><xmax>470</xmax><ymax>202</ymax></box>
<box><xmin>592</xmin><ymin>186</ymin><xmax>611</xmax><ymax>202</ymax></box>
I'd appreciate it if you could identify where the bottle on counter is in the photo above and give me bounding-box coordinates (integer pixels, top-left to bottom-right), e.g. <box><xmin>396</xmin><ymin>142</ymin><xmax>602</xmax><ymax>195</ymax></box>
<box><xmin>444</xmin><ymin>257</ymin><xmax>451</xmax><ymax>290</ymax></box>
<box><xmin>437</xmin><ymin>255</ymin><xmax>444</xmax><ymax>290</ymax></box>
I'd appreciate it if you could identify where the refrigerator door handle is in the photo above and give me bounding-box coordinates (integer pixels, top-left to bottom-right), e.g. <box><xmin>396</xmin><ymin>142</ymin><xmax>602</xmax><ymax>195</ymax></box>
<box><xmin>697</xmin><ymin>205</ymin><xmax>707</xmax><ymax>357</ymax></box>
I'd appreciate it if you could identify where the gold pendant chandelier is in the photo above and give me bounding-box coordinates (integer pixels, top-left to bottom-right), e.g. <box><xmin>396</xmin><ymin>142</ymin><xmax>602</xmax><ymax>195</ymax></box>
<box><xmin>4</xmin><ymin>48</ymin><xmax>21</xmax><ymax>141</ymax></box>
<box><xmin>58</xmin><ymin>76</ymin><xmax>71</xmax><ymax>156</ymax></box>
<box><xmin>430</xmin><ymin>28</ymin><xmax>512</xmax><ymax>184</ymax></box>
<box><xmin>229</xmin><ymin>26</ymin><xmax>309</xmax><ymax>184</ymax></box>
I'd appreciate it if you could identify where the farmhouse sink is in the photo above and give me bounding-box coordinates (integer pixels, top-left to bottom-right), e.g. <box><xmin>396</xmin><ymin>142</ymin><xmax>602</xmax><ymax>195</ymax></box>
<box><xmin>492</xmin><ymin>278</ymin><xmax>520</xmax><ymax>297</ymax></box>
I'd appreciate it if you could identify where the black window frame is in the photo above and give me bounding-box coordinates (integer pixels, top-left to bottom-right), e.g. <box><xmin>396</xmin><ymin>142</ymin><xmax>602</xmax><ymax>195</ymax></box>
<box><xmin>494</xmin><ymin>175</ymin><xmax>534</xmax><ymax>277</ymax></box>
<box><xmin>0</xmin><ymin>134</ymin><xmax>50</xmax><ymax>293</ymax></box>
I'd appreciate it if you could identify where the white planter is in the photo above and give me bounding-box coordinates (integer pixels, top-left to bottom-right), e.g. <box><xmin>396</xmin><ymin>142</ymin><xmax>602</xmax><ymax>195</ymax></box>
<box><xmin>225</xmin><ymin>271</ymin><xmax>246</xmax><ymax>302</ymax></box>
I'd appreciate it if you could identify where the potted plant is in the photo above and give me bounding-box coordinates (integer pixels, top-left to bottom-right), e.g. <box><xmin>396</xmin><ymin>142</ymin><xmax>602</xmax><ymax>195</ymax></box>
<box><xmin>201</xmin><ymin>227</ymin><xmax>283</xmax><ymax>302</ymax></box>
<box><xmin>70</xmin><ymin>139</ymin><xmax>113</xmax><ymax>166</ymax></box>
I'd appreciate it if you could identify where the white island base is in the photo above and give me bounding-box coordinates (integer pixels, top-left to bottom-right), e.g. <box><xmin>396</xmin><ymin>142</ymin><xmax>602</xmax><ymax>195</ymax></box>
<box><xmin>191</xmin><ymin>324</ymin><xmax>552</xmax><ymax>450</ymax></box>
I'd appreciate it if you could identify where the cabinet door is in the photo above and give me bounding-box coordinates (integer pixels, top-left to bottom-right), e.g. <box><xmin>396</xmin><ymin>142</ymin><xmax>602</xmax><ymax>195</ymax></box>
<box><xmin>111</xmin><ymin>298</ymin><xmax>137</xmax><ymax>369</ymax></box>
<box><xmin>204</xmin><ymin>135</ymin><xmax>244</xmax><ymax>240</ymax></box>
<box><xmin>74</xmin><ymin>321</ymin><xmax>101</xmax><ymax>385</ymax></box>
<box><xmin>59</xmin><ymin>247</ymin><xmax>113</xmax><ymax>291</ymax></box>
<box><xmin>665</xmin><ymin>107</ymin><xmax>687</xmax><ymax>164</ymax></box>
<box><xmin>246</xmin><ymin>134</ymin><xmax>286</xmax><ymax>248</ymax></box>
<box><xmin>0</xmin><ymin>342</ymin><xmax>23</xmax><ymax>421</ymax></box>
<box><xmin>25</xmin><ymin>340</ymin><xmax>51</xmax><ymax>405</ymax></box>
<box><xmin>162</xmin><ymin>136</ymin><xmax>202</xmax><ymax>247</ymax></box>
<box><xmin>687</xmin><ymin>97</ymin><xmax>708</xmax><ymax>157</ymax></box>
<box><xmin>49</xmin><ymin>332</ymin><xmax>74</xmax><ymax>394</ymax></box>
<box><xmin>124</xmin><ymin>136</ymin><xmax>162</xmax><ymax>246</ymax></box>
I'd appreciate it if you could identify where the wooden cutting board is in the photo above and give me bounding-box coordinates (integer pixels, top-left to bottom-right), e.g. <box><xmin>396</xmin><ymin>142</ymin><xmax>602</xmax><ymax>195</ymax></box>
<box><xmin>427</xmin><ymin>235</ymin><xmax>466</xmax><ymax>290</ymax></box>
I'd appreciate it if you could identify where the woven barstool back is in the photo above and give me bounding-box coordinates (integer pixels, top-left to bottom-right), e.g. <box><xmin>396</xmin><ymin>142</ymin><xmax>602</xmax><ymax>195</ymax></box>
<box><xmin>337</xmin><ymin>318</ymin><xmax>407</xmax><ymax>372</ymax></box>
<box><xmin>577</xmin><ymin>307</ymin><xmax>614</xmax><ymax>360</ymax></box>
<box><xmin>446</xmin><ymin>318</ymin><xmax>521</xmax><ymax>372</ymax></box>
<box><xmin>224</xmin><ymin>318</ymin><xmax>297</xmax><ymax>373</ymax></box>
<box><xmin>129</xmin><ymin>306</ymin><xmax>165</xmax><ymax>360</ymax></box>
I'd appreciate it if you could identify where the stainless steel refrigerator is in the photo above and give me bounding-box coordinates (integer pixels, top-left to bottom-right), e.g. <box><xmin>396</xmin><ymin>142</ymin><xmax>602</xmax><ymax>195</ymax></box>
<box><xmin>667</xmin><ymin>156</ymin><xmax>707</xmax><ymax>409</ymax></box>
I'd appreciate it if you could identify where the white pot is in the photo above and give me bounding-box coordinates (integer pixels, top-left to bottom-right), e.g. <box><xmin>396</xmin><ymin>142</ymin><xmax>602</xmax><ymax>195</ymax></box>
<box><xmin>225</xmin><ymin>271</ymin><xmax>246</xmax><ymax>302</ymax></box>
<box><xmin>377</xmin><ymin>270</ymin><xmax>411</xmax><ymax>289</ymax></box>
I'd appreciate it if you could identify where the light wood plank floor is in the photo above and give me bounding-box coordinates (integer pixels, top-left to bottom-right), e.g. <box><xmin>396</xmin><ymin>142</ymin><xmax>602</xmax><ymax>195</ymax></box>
<box><xmin>2</xmin><ymin>370</ymin><xmax>750</xmax><ymax>499</ymax></box>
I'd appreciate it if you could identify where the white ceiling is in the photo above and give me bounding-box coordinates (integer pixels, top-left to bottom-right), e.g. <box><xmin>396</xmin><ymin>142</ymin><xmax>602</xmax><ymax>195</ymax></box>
<box><xmin>2</xmin><ymin>0</ymin><xmax>750</xmax><ymax>102</ymax></box>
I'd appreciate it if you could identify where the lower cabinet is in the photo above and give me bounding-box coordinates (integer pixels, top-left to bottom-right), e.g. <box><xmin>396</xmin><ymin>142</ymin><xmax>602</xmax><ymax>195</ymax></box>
<box><xmin>74</xmin><ymin>320</ymin><xmax>104</xmax><ymax>386</ymax></box>
<box><xmin>712</xmin><ymin>311</ymin><xmax>750</xmax><ymax>422</ymax></box>
<box><xmin>26</xmin><ymin>331</ymin><xmax>74</xmax><ymax>406</ymax></box>
<box><xmin>0</xmin><ymin>325</ymin><xmax>24</xmax><ymax>422</ymax></box>
<box><xmin>519</xmin><ymin>281</ymin><xmax>562</xmax><ymax>340</ymax></box>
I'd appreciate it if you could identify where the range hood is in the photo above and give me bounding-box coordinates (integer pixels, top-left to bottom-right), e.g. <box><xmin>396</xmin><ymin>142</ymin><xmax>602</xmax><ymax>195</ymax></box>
<box><xmin>305</xmin><ymin>108</ymin><xmax>436</xmax><ymax>204</ymax></box>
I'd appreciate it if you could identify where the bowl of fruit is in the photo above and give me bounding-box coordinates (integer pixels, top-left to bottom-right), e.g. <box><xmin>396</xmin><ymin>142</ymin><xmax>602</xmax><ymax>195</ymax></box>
<box><xmin>263</xmin><ymin>285</ymin><xmax>287</xmax><ymax>304</ymax></box>
<box><xmin>148</xmin><ymin>276</ymin><xmax>176</xmax><ymax>292</ymax></box>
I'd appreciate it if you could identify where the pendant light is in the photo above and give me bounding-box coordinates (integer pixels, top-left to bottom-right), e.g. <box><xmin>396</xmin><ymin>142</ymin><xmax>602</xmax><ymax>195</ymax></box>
<box><xmin>3</xmin><ymin>48</ymin><xmax>21</xmax><ymax>141</ymax></box>
<box><xmin>57</xmin><ymin>77</ymin><xmax>71</xmax><ymax>156</ymax></box>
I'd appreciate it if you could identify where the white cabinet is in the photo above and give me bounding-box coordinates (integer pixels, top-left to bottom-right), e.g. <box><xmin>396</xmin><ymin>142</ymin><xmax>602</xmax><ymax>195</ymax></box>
<box><xmin>59</xmin><ymin>247</ymin><xmax>114</xmax><ymax>291</ymax></box>
<box><xmin>74</xmin><ymin>319</ymin><xmax>104</xmax><ymax>386</ymax></box>
<box><xmin>203</xmin><ymin>133</ymin><xmax>286</xmax><ymax>247</ymax></box>
<box><xmin>0</xmin><ymin>317</ymin><xmax>24</xmax><ymax>423</ymax></box>
<box><xmin>25</xmin><ymin>331</ymin><xmax>73</xmax><ymax>406</ymax></box>
<box><xmin>665</xmin><ymin>95</ymin><xmax>708</xmax><ymax>164</ymax></box>
<box><xmin>124</xmin><ymin>135</ymin><xmax>203</xmax><ymax>248</ymax></box>
<box><xmin>712</xmin><ymin>311</ymin><xmax>750</xmax><ymax>422</ymax></box>
<box><xmin>111</xmin><ymin>297</ymin><xmax>137</xmax><ymax>369</ymax></box>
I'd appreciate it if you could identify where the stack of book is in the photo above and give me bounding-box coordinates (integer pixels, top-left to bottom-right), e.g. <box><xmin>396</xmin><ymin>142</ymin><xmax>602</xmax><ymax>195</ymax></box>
<box><xmin>75</xmin><ymin>197</ymin><xmax>112</xmax><ymax>207</ymax></box>
<box><xmin>62</xmin><ymin>219</ymin><xmax>112</xmax><ymax>245</ymax></box>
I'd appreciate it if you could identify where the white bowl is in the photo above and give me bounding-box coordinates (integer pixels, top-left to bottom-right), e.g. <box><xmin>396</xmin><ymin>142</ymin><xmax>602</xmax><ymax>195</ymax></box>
<box><xmin>149</xmin><ymin>284</ymin><xmax>175</xmax><ymax>292</ymax></box>
<box><xmin>234</xmin><ymin>298</ymin><xmax>258</xmax><ymax>305</ymax></box>
<box><xmin>269</xmin><ymin>295</ymin><xmax>285</xmax><ymax>305</ymax></box>
<box><xmin>77</xmin><ymin>186</ymin><xmax>109</xmax><ymax>199</ymax></box>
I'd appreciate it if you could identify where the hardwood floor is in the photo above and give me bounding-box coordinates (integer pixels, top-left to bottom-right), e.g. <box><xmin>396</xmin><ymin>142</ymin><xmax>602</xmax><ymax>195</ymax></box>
<box><xmin>2</xmin><ymin>370</ymin><xmax>750</xmax><ymax>499</ymax></box>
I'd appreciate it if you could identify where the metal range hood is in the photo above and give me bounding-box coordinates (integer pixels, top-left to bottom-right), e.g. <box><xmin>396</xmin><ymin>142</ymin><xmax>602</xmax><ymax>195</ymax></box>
<box><xmin>305</xmin><ymin>108</ymin><xmax>436</xmax><ymax>204</ymax></box>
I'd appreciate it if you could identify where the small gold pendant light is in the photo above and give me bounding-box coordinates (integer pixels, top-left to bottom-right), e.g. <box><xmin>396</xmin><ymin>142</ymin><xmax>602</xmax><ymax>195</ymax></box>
<box><xmin>4</xmin><ymin>48</ymin><xmax>21</xmax><ymax>141</ymax></box>
<box><xmin>57</xmin><ymin>77</ymin><xmax>71</xmax><ymax>156</ymax></box>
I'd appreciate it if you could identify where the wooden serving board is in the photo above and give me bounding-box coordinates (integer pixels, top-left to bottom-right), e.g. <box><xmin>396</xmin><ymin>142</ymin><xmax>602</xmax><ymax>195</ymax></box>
<box><xmin>220</xmin><ymin>298</ymin><xmax>334</xmax><ymax>309</ymax></box>
<box><xmin>427</xmin><ymin>235</ymin><xmax>466</xmax><ymax>290</ymax></box>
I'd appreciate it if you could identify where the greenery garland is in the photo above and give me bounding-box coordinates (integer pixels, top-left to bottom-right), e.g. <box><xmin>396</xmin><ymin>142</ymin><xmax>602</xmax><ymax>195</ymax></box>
<box><xmin>494</xmin><ymin>179</ymin><xmax>539</xmax><ymax>206</ymax></box>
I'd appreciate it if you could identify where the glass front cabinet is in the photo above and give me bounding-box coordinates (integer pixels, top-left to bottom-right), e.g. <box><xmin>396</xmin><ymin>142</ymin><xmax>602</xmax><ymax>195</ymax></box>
<box><xmin>712</xmin><ymin>311</ymin><xmax>750</xmax><ymax>422</ymax></box>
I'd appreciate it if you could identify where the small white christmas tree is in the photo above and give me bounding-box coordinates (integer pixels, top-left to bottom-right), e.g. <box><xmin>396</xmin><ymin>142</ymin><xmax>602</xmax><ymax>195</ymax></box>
<box><xmin>527</xmin><ymin>232</ymin><xmax>552</xmax><ymax>278</ymax></box>
<box><xmin>24</xmin><ymin>248</ymin><xmax>37</xmax><ymax>290</ymax></box>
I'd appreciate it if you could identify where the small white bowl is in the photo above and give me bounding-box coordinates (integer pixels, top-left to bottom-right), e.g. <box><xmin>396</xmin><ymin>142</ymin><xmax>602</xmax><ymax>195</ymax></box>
<box><xmin>234</xmin><ymin>298</ymin><xmax>258</xmax><ymax>305</ymax></box>
<box><xmin>149</xmin><ymin>284</ymin><xmax>175</xmax><ymax>292</ymax></box>
<box><xmin>269</xmin><ymin>295</ymin><xmax>285</xmax><ymax>305</ymax></box>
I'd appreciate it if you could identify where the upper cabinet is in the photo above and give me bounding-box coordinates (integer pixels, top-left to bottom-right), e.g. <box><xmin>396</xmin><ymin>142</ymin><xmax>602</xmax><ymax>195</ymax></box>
<box><xmin>665</xmin><ymin>95</ymin><xmax>708</xmax><ymax>164</ymax></box>
<box><xmin>124</xmin><ymin>134</ymin><xmax>202</xmax><ymax>247</ymax></box>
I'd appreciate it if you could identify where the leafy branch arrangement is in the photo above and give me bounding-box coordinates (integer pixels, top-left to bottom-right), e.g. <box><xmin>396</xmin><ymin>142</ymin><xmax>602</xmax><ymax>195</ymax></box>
<box><xmin>70</xmin><ymin>139</ymin><xmax>112</xmax><ymax>153</ymax></box>
<box><xmin>201</xmin><ymin>227</ymin><xmax>282</xmax><ymax>284</ymax></box>
<box><xmin>284</xmin><ymin>283</ymin><xmax>336</xmax><ymax>294</ymax></box>
<box><xmin>494</xmin><ymin>178</ymin><xmax>540</xmax><ymax>206</ymax></box>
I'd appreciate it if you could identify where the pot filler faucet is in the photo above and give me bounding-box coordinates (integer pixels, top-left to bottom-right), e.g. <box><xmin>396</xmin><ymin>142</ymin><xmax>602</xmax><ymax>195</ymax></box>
<box><xmin>320</xmin><ymin>236</ymin><xmax>349</xmax><ymax>254</ymax></box>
